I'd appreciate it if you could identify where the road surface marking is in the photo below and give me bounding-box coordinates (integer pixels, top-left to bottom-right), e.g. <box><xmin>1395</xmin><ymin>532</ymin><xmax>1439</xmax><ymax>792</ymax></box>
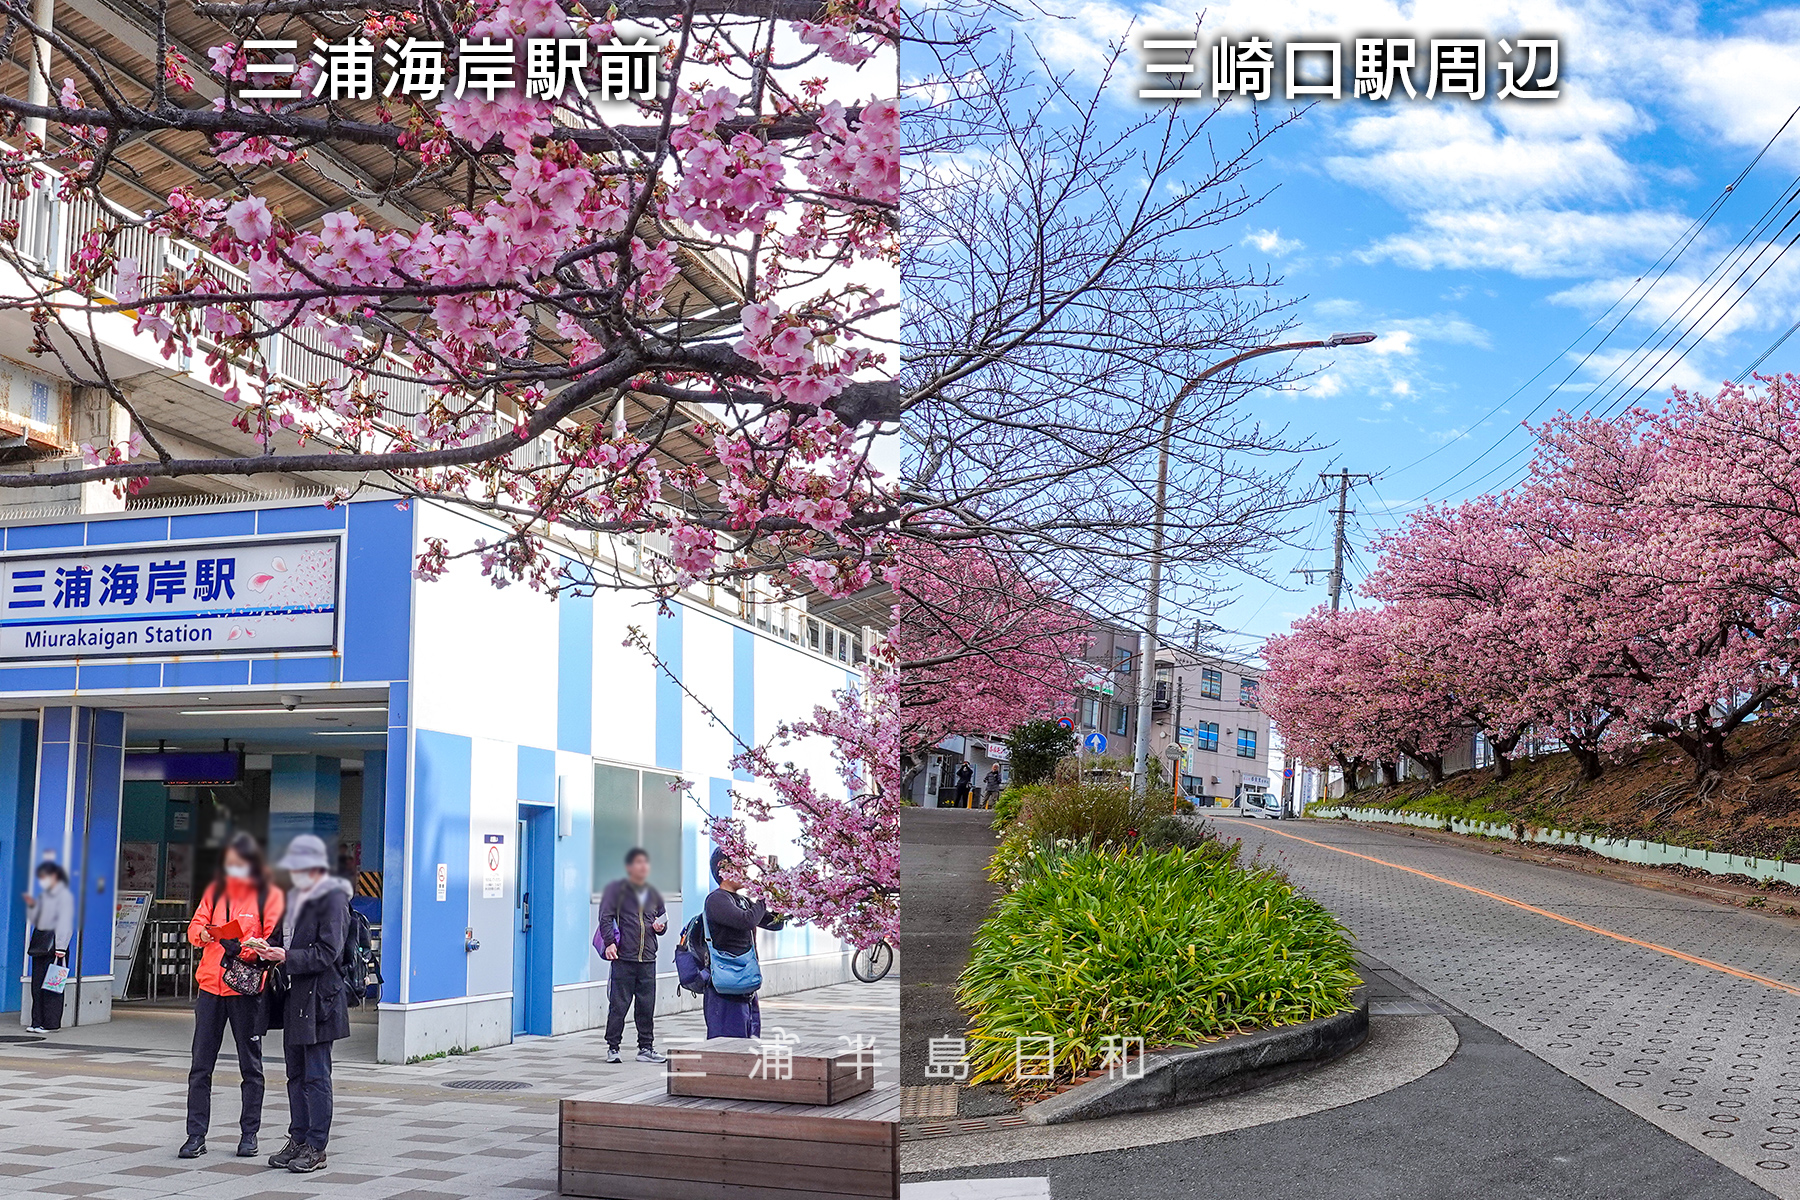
<box><xmin>1254</xmin><ymin>824</ymin><xmax>1800</xmax><ymax>998</ymax></box>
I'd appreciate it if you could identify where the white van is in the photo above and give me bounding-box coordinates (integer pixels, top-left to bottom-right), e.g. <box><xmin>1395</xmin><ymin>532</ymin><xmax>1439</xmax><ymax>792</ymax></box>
<box><xmin>1240</xmin><ymin>791</ymin><xmax>1284</xmax><ymax>820</ymax></box>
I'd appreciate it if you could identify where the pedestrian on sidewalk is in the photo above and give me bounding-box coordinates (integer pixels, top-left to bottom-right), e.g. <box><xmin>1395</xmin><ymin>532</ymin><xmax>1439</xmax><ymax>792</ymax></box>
<box><xmin>181</xmin><ymin>832</ymin><xmax>285</xmax><ymax>1160</ymax></box>
<box><xmin>701</xmin><ymin>849</ymin><xmax>786</xmax><ymax>1039</ymax></box>
<box><xmin>595</xmin><ymin>847</ymin><xmax>669</xmax><ymax>1064</ymax></box>
<box><xmin>954</xmin><ymin>761</ymin><xmax>974</xmax><ymax>808</ymax></box>
<box><xmin>22</xmin><ymin>860</ymin><xmax>72</xmax><ymax>1034</ymax></box>
<box><xmin>983</xmin><ymin>764</ymin><xmax>1003</xmax><ymax>808</ymax></box>
<box><xmin>255</xmin><ymin>835</ymin><xmax>352</xmax><ymax>1176</ymax></box>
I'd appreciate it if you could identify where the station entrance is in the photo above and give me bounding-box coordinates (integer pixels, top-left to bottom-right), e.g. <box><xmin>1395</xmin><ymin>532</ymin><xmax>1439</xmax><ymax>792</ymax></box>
<box><xmin>4</xmin><ymin>689</ymin><xmax>390</xmax><ymax>1059</ymax></box>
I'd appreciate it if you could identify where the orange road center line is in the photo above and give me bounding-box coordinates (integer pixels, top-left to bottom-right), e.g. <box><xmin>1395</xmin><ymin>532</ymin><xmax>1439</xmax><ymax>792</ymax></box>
<box><xmin>1255</xmin><ymin>824</ymin><xmax>1800</xmax><ymax>999</ymax></box>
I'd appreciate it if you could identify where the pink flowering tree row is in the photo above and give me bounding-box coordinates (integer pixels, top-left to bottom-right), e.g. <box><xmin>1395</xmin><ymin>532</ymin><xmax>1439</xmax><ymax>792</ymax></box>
<box><xmin>0</xmin><ymin>0</ymin><xmax>897</xmax><ymax>598</ymax></box>
<box><xmin>1268</xmin><ymin>376</ymin><xmax>1800</xmax><ymax>787</ymax></box>
<box><xmin>886</xmin><ymin>541</ymin><xmax>1088</xmax><ymax>795</ymax></box>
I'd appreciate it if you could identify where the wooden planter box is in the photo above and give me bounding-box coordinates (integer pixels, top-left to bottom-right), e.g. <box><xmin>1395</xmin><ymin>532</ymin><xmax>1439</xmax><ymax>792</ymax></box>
<box><xmin>664</xmin><ymin>1038</ymin><xmax>875</xmax><ymax>1105</ymax></box>
<box><xmin>560</xmin><ymin>1087</ymin><xmax>898</xmax><ymax>1200</ymax></box>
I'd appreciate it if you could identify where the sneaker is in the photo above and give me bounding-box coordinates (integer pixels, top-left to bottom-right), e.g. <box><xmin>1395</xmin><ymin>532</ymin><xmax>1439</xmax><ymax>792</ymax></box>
<box><xmin>636</xmin><ymin>1047</ymin><xmax>667</xmax><ymax>1064</ymax></box>
<box><xmin>286</xmin><ymin>1145</ymin><xmax>327</xmax><ymax>1174</ymax></box>
<box><xmin>23</xmin><ymin>1026</ymin><xmax>43</xmax><ymax>1034</ymax></box>
<box><xmin>267</xmin><ymin>1139</ymin><xmax>303</xmax><ymax>1169</ymax></box>
<box><xmin>236</xmin><ymin>1135</ymin><xmax>258</xmax><ymax>1158</ymax></box>
<box><xmin>178</xmin><ymin>1136</ymin><xmax>206</xmax><ymax>1159</ymax></box>
<box><xmin>605</xmin><ymin>1047</ymin><xmax>621</xmax><ymax>1064</ymax></box>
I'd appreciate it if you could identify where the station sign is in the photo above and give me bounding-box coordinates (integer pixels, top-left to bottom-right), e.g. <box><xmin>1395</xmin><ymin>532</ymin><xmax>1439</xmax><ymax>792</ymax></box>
<box><xmin>0</xmin><ymin>535</ymin><xmax>340</xmax><ymax>661</ymax></box>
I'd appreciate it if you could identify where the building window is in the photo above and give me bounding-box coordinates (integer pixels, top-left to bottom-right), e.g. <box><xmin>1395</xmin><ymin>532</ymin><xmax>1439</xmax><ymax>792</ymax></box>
<box><xmin>1199</xmin><ymin>668</ymin><xmax>1222</xmax><ymax>700</ymax></box>
<box><xmin>1237</xmin><ymin>729</ymin><xmax>1258</xmax><ymax>759</ymax></box>
<box><xmin>808</xmin><ymin>618</ymin><xmax>821</xmax><ymax>651</ymax></box>
<box><xmin>1116</xmin><ymin>646</ymin><xmax>1133</xmax><ymax>674</ymax></box>
<box><xmin>1154</xmin><ymin>662</ymin><xmax>1172</xmax><ymax>704</ymax></box>
<box><xmin>593</xmin><ymin>763</ymin><xmax>684</xmax><ymax>899</ymax></box>
<box><xmin>1239</xmin><ymin>678</ymin><xmax>1260</xmax><ymax>707</ymax></box>
<box><xmin>1196</xmin><ymin>722</ymin><xmax>1219</xmax><ymax>752</ymax></box>
<box><xmin>1112</xmin><ymin>704</ymin><xmax>1128</xmax><ymax>736</ymax></box>
<box><xmin>1081</xmin><ymin>696</ymin><xmax>1100</xmax><ymax>728</ymax></box>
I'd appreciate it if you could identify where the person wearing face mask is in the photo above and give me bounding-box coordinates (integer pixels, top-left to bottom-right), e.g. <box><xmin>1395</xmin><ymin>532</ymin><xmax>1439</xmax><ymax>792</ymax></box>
<box><xmin>22</xmin><ymin>860</ymin><xmax>72</xmax><ymax>1034</ymax></box>
<box><xmin>181</xmin><ymin>833</ymin><xmax>284</xmax><ymax>1160</ymax></box>
<box><xmin>253</xmin><ymin>835</ymin><xmax>352</xmax><ymax>1175</ymax></box>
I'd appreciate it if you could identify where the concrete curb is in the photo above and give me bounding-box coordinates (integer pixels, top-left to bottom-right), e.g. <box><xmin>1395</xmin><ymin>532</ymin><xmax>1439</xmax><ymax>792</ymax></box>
<box><xmin>1021</xmin><ymin>985</ymin><xmax>1371</xmax><ymax>1125</ymax></box>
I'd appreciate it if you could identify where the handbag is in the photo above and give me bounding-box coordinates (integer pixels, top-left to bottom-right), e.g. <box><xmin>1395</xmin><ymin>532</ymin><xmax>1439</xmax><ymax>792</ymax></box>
<box><xmin>27</xmin><ymin>929</ymin><xmax>53</xmax><ymax>956</ymax></box>
<box><xmin>218</xmin><ymin>888</ymin><xmax>270</xmax><ymax>996</ymax></box>
<box><xmin>41</xmin><ymin>962</ymin><xmax>68</xmax><ymax>993</ymax></box>
<box><xmin>701</xmin><ymin>910</ymin><xmax>762</xmax><ymax>996</ymax></box>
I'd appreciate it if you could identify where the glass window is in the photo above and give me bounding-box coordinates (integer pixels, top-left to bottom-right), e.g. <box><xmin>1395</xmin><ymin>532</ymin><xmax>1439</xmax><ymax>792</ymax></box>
<box><xmin>1112</xmin><ymin>704</ymin><xmax>1128</xmax><ymax>735</ymax></box>
<box><xmin>1116</xmin><ymin>646</ymin><xmax>1133</xmax><ymax>674</ymax></box>
<box><xmin>640</xmin><ymin>771</ymin><xmax>684</xmax><ymax>897</ymax></box>
<box><xmin>1237</xmin><ymin>729</ymin><xmax>1258</xmax><ymax>759</ymax></box>
<box><xmin>1200</xmin><ymin>668</ymin><xmax>1223</xmax><ymax>700</ymax></box>
<box><xmin>808</xmin><ymin>618</ymin><xmax>822</xmax><ymax>650</ymax></box>
<box><xmin>1239</xmin><ymin>678</ymin><xmax>1259</xmax><ymax>707</ymax></box>
<box><xmin>592</xmin><ymin>764</ymin><xmax>640</xmax><ymax>888</ymax></box>
<box><xmin>1196</xmin><ymin>722</ymin><xmax>1219</xmax><ymax>752</ymax></box>
<box><xmin>1081</xmin><ymin>696</ymin><xmax>1099</xmax><ymax>728</ymax></box>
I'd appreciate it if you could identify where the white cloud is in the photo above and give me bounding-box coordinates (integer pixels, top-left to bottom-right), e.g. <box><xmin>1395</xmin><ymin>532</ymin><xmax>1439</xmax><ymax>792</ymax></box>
<box><xmin>1370</xmin><ymin>330</ymin><xmax>1414</xmax><ymax>356</ymax></box>
<box><xmin>1361</xmin><ymin>208</ymin><xmax>1695</xmax><ymax>277</ymax></box>
<box><xmin>1246</xmin><ymin>227</ymin><xmax>1303</xmax><ymax>255</ymax></box>
<box><xmin>1310</xmin><ymin>373</ymin><xmax>1344</xmax><ymax>397</ymax></box>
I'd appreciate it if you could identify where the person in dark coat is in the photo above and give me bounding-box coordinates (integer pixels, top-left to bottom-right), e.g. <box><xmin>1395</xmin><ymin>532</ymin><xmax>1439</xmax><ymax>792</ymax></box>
<box><xmin>702</xmin><ymin>849</ymin><xmax>785</xmax><ymax>1039</ymax></box>
<box><xmin>983</xmin><ymin>764</ymin><xmax>1003</xmax><ymax>807</ymax></box>
<box><xmin>595</xmin><ymin>847</ymin><xmax>668</xmax><ymax>1064</ymax></box>
<box><xmin>954</xmin><ymin>761</ymin><xmax>975</xmax><ymax>807</ymax></box>
<box><xmin>253</xmin><ymin>835</ymin><xmax>351</xmax><ymax>1175</ymax></box>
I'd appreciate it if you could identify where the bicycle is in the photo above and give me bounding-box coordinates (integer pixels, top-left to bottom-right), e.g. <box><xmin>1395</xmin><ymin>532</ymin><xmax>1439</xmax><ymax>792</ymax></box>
<box><xmin>851</xmin><ymin>939</ymin><xmax>895</xmax><ymax>983</ymax></box>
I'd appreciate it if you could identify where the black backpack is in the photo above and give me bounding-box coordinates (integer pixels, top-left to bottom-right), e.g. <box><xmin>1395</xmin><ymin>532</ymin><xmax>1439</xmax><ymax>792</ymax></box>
<box><xmin>339</xmin><ymin>905</ymin><xmax>380</xmax><ymax>1007</ymax></box>
<box><xmin>674</xmin><ymin>913</ymin><xmax>711</xmax><ymax>995</ymax></box>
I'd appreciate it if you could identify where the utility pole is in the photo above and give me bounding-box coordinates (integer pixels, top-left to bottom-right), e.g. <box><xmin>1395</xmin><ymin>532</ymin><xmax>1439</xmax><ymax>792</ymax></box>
<box><xmin>1322</xmin><ymin>470</ymin><xmax>1372</xmax><ymax>612</ymax></box>
<box><xmin>1129</xmin><ymin>334</ymin><xmax>1379</xmax><ymax>795</ymax></box>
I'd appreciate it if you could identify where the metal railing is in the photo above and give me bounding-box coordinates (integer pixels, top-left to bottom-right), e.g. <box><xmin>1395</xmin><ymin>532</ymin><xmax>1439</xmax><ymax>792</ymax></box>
<box><xmin>6</xmin><ymin>158</ymin><xmax>434</xmax><ymax>442</ymax></box>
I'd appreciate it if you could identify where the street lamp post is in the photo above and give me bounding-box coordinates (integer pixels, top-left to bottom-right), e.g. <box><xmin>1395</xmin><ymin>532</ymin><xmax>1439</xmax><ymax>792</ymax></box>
<box><xmin>1130</xmin><ymin>332</ymin><xmax>1378</xmax><ymax>794</ymax></box>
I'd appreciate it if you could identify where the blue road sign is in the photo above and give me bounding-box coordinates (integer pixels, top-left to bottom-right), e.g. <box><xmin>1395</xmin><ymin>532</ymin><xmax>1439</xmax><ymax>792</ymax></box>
<box><xmin>1084</xmin><ymin>732</ymin><xmax>1107</xmax><ymax>754</ymax></box>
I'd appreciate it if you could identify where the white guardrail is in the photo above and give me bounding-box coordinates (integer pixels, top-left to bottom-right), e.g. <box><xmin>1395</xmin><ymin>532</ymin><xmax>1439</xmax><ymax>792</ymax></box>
<box><xmin>1320</xmin><ymin>804</ymin><xmax>1800</xmax><ymax>888</ymax></box>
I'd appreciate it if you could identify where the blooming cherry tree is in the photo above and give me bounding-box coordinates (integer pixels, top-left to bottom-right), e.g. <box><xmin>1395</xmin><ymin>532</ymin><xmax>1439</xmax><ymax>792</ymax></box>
<box><xmin>0</xmin><ymin>0</ymin><xmax>898</xmax><ymax>599</ymax></box>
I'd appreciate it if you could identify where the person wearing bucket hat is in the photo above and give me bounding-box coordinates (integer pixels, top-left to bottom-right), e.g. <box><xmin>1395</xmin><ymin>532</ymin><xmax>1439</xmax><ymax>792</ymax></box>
<box><xmin>700</xmin><ymin>849</ymin><xmax>787</xmax><ymax>1039</ymax></box>
<box><xmin>254</xmin><ymin>835</ymin><xmax>352</xmax><ymax>1175</ymax></box>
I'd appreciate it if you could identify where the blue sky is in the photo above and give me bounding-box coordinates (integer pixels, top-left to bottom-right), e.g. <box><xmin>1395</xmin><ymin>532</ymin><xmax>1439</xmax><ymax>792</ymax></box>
<box><xmin>1014</xmin><ymin>0</ymin><xmax>1800</xmax><ymax>660</ymax></box>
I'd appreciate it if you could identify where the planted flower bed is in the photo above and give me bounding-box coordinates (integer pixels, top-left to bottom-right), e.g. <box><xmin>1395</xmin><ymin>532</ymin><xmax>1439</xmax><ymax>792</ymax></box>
<box><xmin>957</xmin><ymin>835</ymin><xmax>1361</xmax><ymax>1088</ymax></box>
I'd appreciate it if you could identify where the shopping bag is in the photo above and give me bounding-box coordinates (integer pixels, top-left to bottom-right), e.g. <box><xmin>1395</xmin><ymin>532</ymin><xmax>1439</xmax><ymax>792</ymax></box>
<box><xmin>42</xmin><ymin>963</ymin><xmax>68</xmax><ymax>993</ymax></box>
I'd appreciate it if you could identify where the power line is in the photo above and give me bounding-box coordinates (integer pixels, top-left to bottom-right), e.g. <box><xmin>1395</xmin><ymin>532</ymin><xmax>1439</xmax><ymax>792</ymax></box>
<box><xmin>1400</xmin><ymin>104</ymin><xmax>1800</xmax><ymax>505</ymax></box>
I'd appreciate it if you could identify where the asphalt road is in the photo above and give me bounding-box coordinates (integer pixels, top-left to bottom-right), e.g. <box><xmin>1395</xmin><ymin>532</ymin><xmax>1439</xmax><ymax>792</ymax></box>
<box><xmin>906</xmin><ymin>812</ymin><xmax>1800</xmax><ymax>1199</ymax></box>
<box><xmin>900</xmin><ymin>807</ymin><xmax>999</xmax><ymax>1089</ymax></box>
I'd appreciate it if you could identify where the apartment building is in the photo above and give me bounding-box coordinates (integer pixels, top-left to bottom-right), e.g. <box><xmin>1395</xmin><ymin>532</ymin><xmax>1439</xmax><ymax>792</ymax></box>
<box><xmin>1144</xmin><ymin>649</ymin><xmax>1270</xmax><ymax>806</ymax></box>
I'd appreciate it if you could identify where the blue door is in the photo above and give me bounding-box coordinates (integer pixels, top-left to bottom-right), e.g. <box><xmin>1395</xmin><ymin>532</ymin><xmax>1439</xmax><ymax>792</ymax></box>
<box><xmin>512</xmin><ymin>805</ymin><xmax>555</xmax><ymax>1038</ymax></box>
<box><xmin>512</xmin><ymin>817</ymin><xmax>530</xmax><ymax>1036</ymax></box>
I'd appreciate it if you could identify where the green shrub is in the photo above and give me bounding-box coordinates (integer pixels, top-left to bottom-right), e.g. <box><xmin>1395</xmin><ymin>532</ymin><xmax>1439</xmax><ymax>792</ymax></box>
<box><xmin>958</xmin><ymin>843</ymin><xmax>1360</xmax><ymax>1087</ymax></box>
<box><xmin>989</xmin><ymin>784</ymin><xmax>1038</xmax><ymax>833</ymax></box>
<box><xmin>1140</xmin><ymin>813</ymin><xmax>1220</xmax><ymax>853</ymax></box>
<box><xmin>1005</xmin><ymin>719</ymin><xmax>1076</xmax><ymax>785</ymax></box>
<box><xmin>1016</xmin><ymin>764</ymin><xmax>1161</xmax><ymax>847</ymax></box>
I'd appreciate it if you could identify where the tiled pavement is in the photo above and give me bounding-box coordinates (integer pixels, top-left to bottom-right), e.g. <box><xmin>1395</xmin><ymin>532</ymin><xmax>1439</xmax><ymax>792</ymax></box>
<box><xmin>1218</xmin><ymin>815</ymin><xmax>1800</xmax><ymax>1199</ymax></box>
<box><xmin>0</xmin><ymin>979</ymin><xmax>898</xmax><ymax>1199</ymax></box>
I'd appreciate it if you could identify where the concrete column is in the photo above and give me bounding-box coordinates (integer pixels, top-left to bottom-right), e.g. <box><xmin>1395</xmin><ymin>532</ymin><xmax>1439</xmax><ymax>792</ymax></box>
<box><xmin>270</xmin><ymin>754</ymin><xmax>340</xmax><ymax>863</ymax></box>
<box><xmin>71</xmin><ymin>388</ymin><xmax>128</xmax><ymax>514</ymax></box>
<box><xmin>31</xmin><ymin>707</ymin><xmax>124</xmax><ymax>1026</ymax></box>
<box><xmin>0</xmin><ymin>720</ymin><xmax>38</xmax><ymax>1016</ymax></box>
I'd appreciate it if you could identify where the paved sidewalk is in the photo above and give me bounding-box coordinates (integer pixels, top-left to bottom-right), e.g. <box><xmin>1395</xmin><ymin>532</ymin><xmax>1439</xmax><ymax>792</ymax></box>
<box><xmin>0</xmin><ymin>979</ymin><xmax>897</xmax><ymax>1199</ymax></box>
<box><xmin>901</xmin><ymin>808</ymin><xmax>1009</xmax><ymax>1123</ymax></box>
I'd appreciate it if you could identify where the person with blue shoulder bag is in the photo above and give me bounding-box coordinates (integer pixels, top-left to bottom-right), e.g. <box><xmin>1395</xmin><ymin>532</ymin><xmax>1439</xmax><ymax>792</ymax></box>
<box><xmin>700</xmin><ymin>849</ymin><xmax>787</xmax><ymax>1039</ymax></box>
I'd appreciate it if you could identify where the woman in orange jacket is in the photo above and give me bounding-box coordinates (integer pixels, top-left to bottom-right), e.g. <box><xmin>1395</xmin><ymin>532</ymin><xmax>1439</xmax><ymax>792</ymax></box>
<box><xmin>180</xmin><ymin>832</ymin><xmax>285</xmax><ymax>1161</ymax></box>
